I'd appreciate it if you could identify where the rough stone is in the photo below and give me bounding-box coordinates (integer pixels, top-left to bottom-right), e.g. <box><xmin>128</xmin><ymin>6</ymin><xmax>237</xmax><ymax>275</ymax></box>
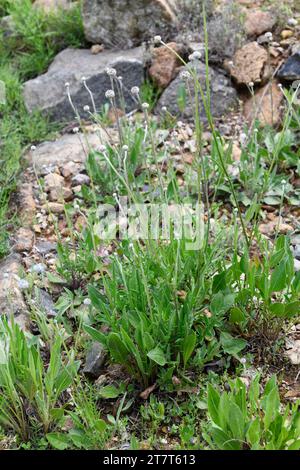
<box><xmin>72</xmin><ymin>173</ymin><xmax>90</xmax><ymax>186</ymax></box>
<box><xmin>277</xmin><ymin>52</ymin><xmax>300</xmax><ymax>81</ymax></box>
<box><xmin>82</xmin><ymin>0</ymin><xmax>178</xmax><ymax>48</ymax></box>
<box><xmin>23</xmin><ymin>47</ymin><xmax>144</xmax><ymax>121</ymax></box>
<box><xmin>25</xmin><ymin>131</ymin><xmax>107</xmax><ymax>173</ymax></box>
<box><xmin>61</xmin><ymin>161</ymin><xmax>82</xmax><ymax>178</ymax></box>
<box><xmin>44</xmin><ymin>173</ymin><xmax>65</xmax><ymax>192</ymax></box>
<box><xmin>44</xmin><ymin>202</ymin><xmax>65</xmax><ymax>214</ymax></box>
<box><xmin>34</xmin><ymin>239</ymin><xmax>57</xmax><ymax>255</ymax></box>
<box><xmin>35</xmin><ymin>289</ymin><xmax>57</xmax><ymax>318</ymax></box>
<box><xmin>244</xmin><ymin>81</ymin><xmax>284</xmax><ymax>127</ymax></box>
<box><xmin>13</xmin><ymin>228</ymin><xmax>34</xmax><ymax>252</ymax></box>
<box><xmin>18</xmin><ymin>183</ymin><xmax>36</xmax><ymax>226</ymax></box>
<box><xmin>149</xmin><ymin>42</ymin><xmax>183</xmax><ymax>88</ymax></box>
<box><xmin>0</xmin><ymin>255</ymin><xmax>28</xmax><ymax>321</ymax></box>
<box><xmin>244</xmin><ymin>9</ymin><xmax>276</xmax><ymax>37</ymax></box>
<box><xmin>225</xmin><ymin>42</ymin><xmax>269</xmax><ymax>86</ymax></box>
<box><xmin>155</xmin><ymin>61</ymin><xmax>237</xmax><ymax>122</ymax></box>
<box><xmin>83</xmin><ymin>342</ymin><xmax>107</xmax><ymax>379</ymax></box>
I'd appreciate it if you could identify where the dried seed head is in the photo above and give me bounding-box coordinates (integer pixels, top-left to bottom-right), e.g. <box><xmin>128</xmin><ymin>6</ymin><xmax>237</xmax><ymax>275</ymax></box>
<box><xmin>18</xmin><ymin>279</ymin><xmax>29</xmax><ymax>290</ymax></box>
<box><xmin>265</xmin><ymin>31</ymin><xmax>273</xmax><ymax>41</ymax></box>
<box><xmin>131</xmin><ymin>86</ymin><xmax>140</xmax><ymax>96</ymax></box>
<box><xmin>188</xmin><ymin>51</ymin><xmax>202</xmax><ymax>61</ymax></box>
<box><xmin>142</xmin><ymin>102</ymin><xmax>149</xmax><ymax>110</ymax></box>
<box><xmin>83</xmin><ymin>105</ymin><xmax>90</xmax><ymax>112</ymax></box>
<box><xmin>99</xmin><ymin>145</ymin><xmax>106</xmax><ymax>152</ymax></box>
<box><xmin>154</xmin><ymin>35</ymin><xmax>162</xmax><ymax>45</ymax></box>
<box><xmin>105</xmin><ymin>89</ymin><xmax>115</xmax><ymax>99</ymax></box>
<box><xmin>105</xmin><ymin>67</ymin><xmax>117</xmax><ymax>77</ymax></box>
<box><xmin>180</xmin><ymin>70</ymin><xmax>192</xmax><ymax>81</ymax></box>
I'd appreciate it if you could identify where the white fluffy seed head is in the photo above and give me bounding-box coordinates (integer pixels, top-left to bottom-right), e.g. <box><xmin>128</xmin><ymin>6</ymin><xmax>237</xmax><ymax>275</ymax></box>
<box><xmin>131</xmin><ymin>86</ymin><xmax>140</xmax><ymax>96</ymax></box>
<box><xmin>248</xmin><ymin>81</ymin><xmax>254</xmax><ymax>88</ymax></box>
<box><xmin>31</xmin><ymin>145</ymin><xmax>37</xmax><ymax>151</ymax></box>
<box><xmin>105</xmin><ymin>89</ymin><xmax>115</xmax><ymax>99</ymax></box>
<box><xmin>265</xmin><ymin>31</ymin><xmax>273</xmax><ymax>41</ymax></box>
<box><xmin>189</xmin><ymin>51</ymin><xmax>202</xmax><ymax>61</ymax></box>
<box><xmin>142</xmin><ymin>102</ymin><xmax>149</xmax><ymax>110</ymax></box>
<box><xmin>83</xmin><ymin>105</ymin><xmax>90</xmax><ymax>112</ymax></box>
<box><xmin>83</xmin><ymin>298</ymin><xmax>92</xmax><ymax>305</ymax></box>
<box><xmin>122</xmin><ymin>145</ymin><xmax>129</xmax><ymax>151</ymax></box>
<box><xmin>105</xmin><ymin>67</ymin><xmax>117</xmax><ymax>77</ymax></box>
<box><xmin>99</xmin><ymin>145</ymin><xmax>106</xmax><ymax>152</ymax></box>
<box><xmin>73</xmin><ymin>127</ymin><xmax>79</xmax><ymax>134</ymax></box>
<box><xmin>81</xmin><ymin>76</ymin><xmax>87</xmax><ymax>82</ymax></box>
<box><xmin>18</xmin><ymin>279</ymin><xmax>29</xmax><ymax>290</ymax></box>
<box><xmin>180</xmin><ymin>70</ymin><xmax>191</xmax><ymax>80</ymax></box>
<box><xmin>288</xmin><ymin>18</ymin><xmax>297</xmax><ymax>26</ymax></box>
<box><xmin>154</xmin><ymin>35</ymin><xmax>162</xmax><ymax>44</ymax></box>
<box><xmin>161</xmin><ymin>106</ymin><xmax>167</xmax><ymax>113</ymax></box>
<box><xmin>64</xmin><ymin>82</ymin><xmax>70</xmax><ymax>88</ymax></box>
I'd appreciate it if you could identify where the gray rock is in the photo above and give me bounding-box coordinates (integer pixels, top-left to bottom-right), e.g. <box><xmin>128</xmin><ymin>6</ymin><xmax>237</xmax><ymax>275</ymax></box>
<box><xmin>72</xmin><ymin>173</ymin><xmax>91</xmax><ymax>186</ymax></box>
<box><xmin>25</xmin><ymin>131</ymin><xmax>107</xmax><ymax>173</ymax></box>
<box><xmin>82</xmin><ymin>0</ymin><xmax>178</xmax><ymax>48</ymax></box>
<box><xmin>83</xmin><ymin>342</ymin><xmax>107</xmax><ymax>379</ymax></box>
<box><xmin>277</xmin><ymin>52</ymin><xmax>300</xmax><ymax>81</ymax></box>
<box><xmin>23</xmin><ymin>47</ymin><xmax>144</xmax><ymax>121</ymax></box>
<box><xmin>35</xmin><ymin>289</ymin><xmax>57</xmax><ymax>318</ymax></box>
<box><xmin>34</xmin><ymin>240</ymin><xmax>57</xmax><ymax>255</ymax></box>
<box><xmin>0</xmin><ymin>254</ymin><xmax>29</xmax><ymax>321</ymax></box>
<box><xmin>155</xmin><ymin>61</ymin><xmax>237</xmax><ymax>122</ymax></box>
<box><xmin>0</xmin><ymin>15</ymin><xmax>16</xmax><ymax>38</ymax></box>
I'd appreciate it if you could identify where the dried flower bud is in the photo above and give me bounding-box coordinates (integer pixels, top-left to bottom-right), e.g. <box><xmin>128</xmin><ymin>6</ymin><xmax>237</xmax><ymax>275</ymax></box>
<box><xmin>131</xmin><ymin>86</ymin><xmax>140</xmax><ymax>96</ymax></box>
<box><xmin>189</xmin><ymin>51</ymin><xmax>202</xmax><ymax>61</ymax></box>
<box><xmin>105</xmin><ymin>89</ymin><xmax>115</xmax><ymax>99</ymax></box>
<box><xmin>105</xmin><ymin>67</ymin><xmax>117</xmax><ymax>77</ymax></box>
<box><xmin>180</xmin><ymin>70</ymin><xmax>191</xmax><ymax>80</ymax></box>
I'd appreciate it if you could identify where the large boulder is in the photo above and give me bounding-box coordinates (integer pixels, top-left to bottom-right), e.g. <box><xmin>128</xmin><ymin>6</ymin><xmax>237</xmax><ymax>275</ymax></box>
<box><xmin>23</xmin><ymin>47</ymin><xmax>144</xmax><ymax>122</ymax></box>
<box><xmin>277</xmin><ymin>52</ymin><xmax>300</xmax><ymax>81</ymax></box>
<box><xmin>155</xmin><ymin>61</ymin><xmax>237</xmax><ymax>122</ymax></box>
<box><xmin>82</xmin><ymin>0</ymin><xmax>178</xmax><ymax>48</ymax></box>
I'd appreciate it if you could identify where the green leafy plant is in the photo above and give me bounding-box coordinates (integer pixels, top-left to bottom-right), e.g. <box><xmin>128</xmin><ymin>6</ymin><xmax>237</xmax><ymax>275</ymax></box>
<box><xmin>204</xmin><ymin>374</ymin><xmax>300</xmax><ymax>450</ymax></box>
<box><xmin>0</xmin><ymin>318</ymin><xmax>80</xmax><ymax>441</ymax></box>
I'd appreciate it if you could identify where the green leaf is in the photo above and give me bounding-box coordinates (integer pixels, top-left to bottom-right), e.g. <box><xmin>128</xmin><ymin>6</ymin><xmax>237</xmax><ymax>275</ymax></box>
<box><xmin>147</xmin><ymin>347</ymin><xmax>167</xmax><ymax>366</ymax></box>
<box><xmin>98</xmin><ymin>385</ymin><xmax>121</xmax><ymax>399</ymax></box>
<box><xmin>246</xmin><ymin>418</ymin><xmax>260</xmax><ymax>448</ymax></box>
<box><xmin>207</xmin><ymin>384</ymin><xmax>221</xmax><ymax>427</ymax></box>
<box><xmin>270</xmin><ymin>261</ymin><xmax>288</xmax><ymax>292</ymax></box>
<box><xmin>94</xmin><ymin>419</ymin><xmax>107</xmax><ymax>433</ymax></box>
<box><xmin>182</xmin><ymin>331</ymin><xmax>197</xmax><ymax>368</ymax></box>
<box><xmin>84</xmin><ymin>324</ymin><xmax>107</xmax><ymax>346</ymax></box>
<box><xmin>107</xmin><ymin>333</ymin><xmax>129</xmax><ymax>365</ymax></box>
<box><xmin>220</xmin><ymin>332</ymin><xmax>247</xmax><ymax>356</ymax></box>
<box><xmin>211</xmin><ymin>427</ymin><xmax>241</xmax><ymax>450</ymax></box>
<box><xmin>229</xmin><ymin>307</ymin><xmax>246</xmax><ymax>324</ymax></box>
<box><xmin>47</xmin><ymin>272</ymin><xmax>66</xmax><ymax>284</ymax></box>
<box><xmin>46</xmin><ymin>432</ymin><xmax>70</xmax><ymax>450</ymax></box>
<box><xmin>228</xmin><ymin>402</ymin><xmax>245</xmax><ymax>441</ymax></box>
